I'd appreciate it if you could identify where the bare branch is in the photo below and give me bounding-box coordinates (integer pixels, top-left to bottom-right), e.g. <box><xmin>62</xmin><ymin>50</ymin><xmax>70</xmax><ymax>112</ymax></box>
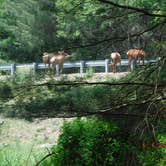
<box><xmin>30</xmin><ymin>96</ymin><xmax>166</xmax><ymax>118</ymax></box>
<box><xmin>98</xmin><ymin>0</ymin><xmax>166</xmax><ymax>18</ymax></box>
<box><xmin>15</xmin><ymin>81</ymin><xmax>166</xmax><ymax>91</ymax></box>
<box><xmin>35</xmin><ymin>152</ymin><xmax>55</xmax><ymax>166</ymax></box>
<box><xmin>65</xmin><ymin>1</ymin><xmax>88</xmax><ymax>14</ymax></box>
<box><xmin>66</xmin><ymin>19</ymin><xmax>166</xmax><ymax>50</ymax></box>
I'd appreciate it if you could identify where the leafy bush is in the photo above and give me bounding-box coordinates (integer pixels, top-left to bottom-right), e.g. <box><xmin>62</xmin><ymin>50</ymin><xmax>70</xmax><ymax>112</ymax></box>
<box><xmin>0</xmin><ymin>76</ymin><xmax>112</xmax><ymax>118</ymax></box>
<box><xmin>42</xmin><ymin>119</ymin><xmax>125</xmax><ymax>166</ymax></box>
<box><xmin>137</xmin><ymin>120</ymin><xmax>166</xmax><ymax>166</ymax></box>
<box><xmin>0</xmin><ymin>82</ymin><xmax>13</xmax><ymax>101</ymax></box>
<box><xmin>85</xmin><ymin>67</ymin><xmax>94</xmax><ymax>78</ymax></box>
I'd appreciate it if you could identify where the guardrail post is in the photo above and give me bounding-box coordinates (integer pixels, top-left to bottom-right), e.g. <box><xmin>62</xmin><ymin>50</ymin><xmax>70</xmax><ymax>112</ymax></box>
<box><xmin>11</xmin><ymin>64</ymin><xmax>16</xmax><ymax>76</ymax></box>
<box><xmin>56</xmin><ymin>64</ymin><xmax>60</xmax><ymax>76</ymax></box>
<box><xmin>131</xmin><ymin>60</ymin><xmax>137</xmax><ymax>71</ymax></box>
<box><xmin>105</xmin><ymin>59</ymin><xmax>109</xmax><ymax>73</ymax></box>
<box><xmin>33</xmin><ymin>62</ymin><xmax>38</xmax><ymax>74</ymax></box>
<box><xmin>80</xmin><ymin>60</ymin><xmax>85</xmax><ymax>75</ymax></box>
<box><xmin>157</xmin><ymin>57</ymin><xmax>161</xmax><ymax>61</ymax></box>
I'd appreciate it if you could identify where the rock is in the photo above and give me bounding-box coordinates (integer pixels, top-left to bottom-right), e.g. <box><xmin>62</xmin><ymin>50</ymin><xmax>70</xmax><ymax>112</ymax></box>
<box><xmin>0</xmin><ymin>143</ymin><xmax>8</xmax><ymax>148</ymax></box>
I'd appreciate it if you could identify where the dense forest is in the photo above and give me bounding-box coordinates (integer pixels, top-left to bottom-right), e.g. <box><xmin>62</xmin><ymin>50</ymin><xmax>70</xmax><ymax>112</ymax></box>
<box><xmin>0</xmin><ymin>0</ymin><xmax>166</xmax><ymax>165</ymax></box>
<box><xmin>0</xmin><ymin>0</ymin><xmax>165</xmax><ymax>62</ymax></box>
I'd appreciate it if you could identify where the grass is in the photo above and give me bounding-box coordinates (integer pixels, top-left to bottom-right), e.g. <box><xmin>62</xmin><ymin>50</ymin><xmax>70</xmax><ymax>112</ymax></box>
<box><xmin>0</xmin><ymin>142</ymin><xmax>47</xmax><ymax>166</ymax></box>
<box><xmin>0</xmin><ymin>118</ymin><xmax>48</xmax><ymax>165</ymax></box>
<box><xmin>0</xmin><ymin>117</ymin><xmax>68</xmax><ymax>165</ymax></box>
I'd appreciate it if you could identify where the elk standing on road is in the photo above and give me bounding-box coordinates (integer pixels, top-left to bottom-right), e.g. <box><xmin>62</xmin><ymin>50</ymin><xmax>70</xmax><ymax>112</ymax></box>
<box><xmin>50</xmin><ymin>51</ymin><xmax>70</xmax><ymax>74</ymax></box>
<box><xmin>110</xmin><ymin>52</ymin><xmax>121</xmax><ymax>73</ymax></box>
<box><xmin>127</xmin><ymin>49</ymin><xmax>146</xmax><ymax>71</ymax></box>
<box><xmin>42</xmin><ymin>52</ymin><xmax>55</xmax><ymax>70</ymax></box>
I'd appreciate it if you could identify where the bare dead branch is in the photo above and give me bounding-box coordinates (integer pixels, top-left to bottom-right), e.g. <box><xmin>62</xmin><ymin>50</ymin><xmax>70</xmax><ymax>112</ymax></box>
<box><xmin>29</xmin><ymin>96</ymin><xmax>166</xmax><ymax>118</ymax></box>
<box><xmin>35</xmin><ymin>152</ymin><xmax>55</xmax><ymax>166</ymax></box>
<box><xmin>98</xmin><ymin>0</ymin><xmax>166</xmax><ymax>18</ymax></box>
<box><xmin>66</xmin><ymin>19</ymin><xmax>166</xmax><ymax>50</ymax></box>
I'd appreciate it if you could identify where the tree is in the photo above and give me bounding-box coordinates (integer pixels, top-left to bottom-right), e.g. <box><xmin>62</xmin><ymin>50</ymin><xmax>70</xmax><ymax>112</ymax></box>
<box><xmin>0</xmin><ymin>0</ymin><xmax>57</xmax><ymax>62</ymax></box>
<box><xmin>55</xmin><ymin>0</ymin><xmax>166</xmax><ymax>60</ymax></box>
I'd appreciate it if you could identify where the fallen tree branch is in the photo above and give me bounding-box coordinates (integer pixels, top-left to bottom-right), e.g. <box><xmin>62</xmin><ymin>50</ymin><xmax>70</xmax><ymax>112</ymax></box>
<box><xmin>28</xmin><ymin>96</ymin><xmax>166</xmax><ymax>118</ymax></box>
<box><xmin>15</xmin><ymin>81</ymin><xmax>166</xmax><ymax>90</ymax></box>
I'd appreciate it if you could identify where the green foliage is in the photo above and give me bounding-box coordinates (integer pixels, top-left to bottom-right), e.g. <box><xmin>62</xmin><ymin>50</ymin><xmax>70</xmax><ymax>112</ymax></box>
<box><xmin>0</xmin><ymin>63</ymin><xmax>165</xmax><ymax>165</ymax></box>
<box><xmin>0</xmin><ymin>0</ymin><xmax>165</xmax><ymax>61</ymax></box>
<box><xmin>0</xmin><ymin>0</ymin><xmax>165</xmax><ymax>165</ymax></box>
<box><xmin>137</xmin><ymin>148</ymin><xmax>165</xmax><ymax>166</ymax></box>
<box><xmin>42</xmin><ymin>119</ymin><xmax>124</xmax><ymax>166</ymax></box>
<box><xmin>136</xmin><ymin>120</ymin><xmax>166</xmax><ymax>166</ymax></box>
<box><xmin>0</xmin><ymin>0</ymin><xmax>57</xmax><ymax>62</ymax></box>
<box><xmin>14</xmin><ymin>67</ymin><xmax>35</xmax><ymax>84</ymax></box>
<box><xmin>85</xmin><ymin>67</ymin><xmax>94</xmax><ymax>78</ymax></box>
<box><xmin>0</xmin><ymin>81</ymin><xmax>13</xmax><ymax>100</ymax></box>
<box><xmin>0</xmin><ymin>72</ymin><xmax>113</xmax><ymax>118</ymax></box>
<box><xmin>37</xmin><ymin>119</ymin><xmax>166</xmax><ymax>166</ymax></box>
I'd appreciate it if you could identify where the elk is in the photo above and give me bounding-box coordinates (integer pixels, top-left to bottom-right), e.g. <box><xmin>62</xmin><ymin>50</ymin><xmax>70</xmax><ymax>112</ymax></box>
<box><xmin>50</xmin><ymin>51</ymin><xmax>70</xmax><ymax>74</ymax></box>
<box><xmin>110</xmin><ymin>52</ymin><xmax>121</xmax><ymax>73</ymax></box>
<box><xmin>42</xmin><ymin>52</ymin><xmax>55</xmax><ymax>70</ymax></box>
<box><xmin>127</xmin><ymin>49</ymin><xmax>146</xmax><ymax>71</ymax></box>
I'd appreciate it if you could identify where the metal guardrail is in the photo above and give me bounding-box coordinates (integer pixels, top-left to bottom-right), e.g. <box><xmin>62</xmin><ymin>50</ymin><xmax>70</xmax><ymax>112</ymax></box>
<box><xmin>0</xmin><ymin>59</ymin><xmax>158</xmax><ymax>76</ymax></box>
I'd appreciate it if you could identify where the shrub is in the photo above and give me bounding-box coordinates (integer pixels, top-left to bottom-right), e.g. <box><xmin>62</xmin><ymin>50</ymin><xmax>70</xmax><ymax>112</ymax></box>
<box><xmin>42</xmin><ymin>119</ymin><xmax>124</xmax><ymax>166</ymax></box>
<box><xmin>85</xmin><ymin>67</ymin><xmax>94</xmax><ymax>78</ymax></box>
<box><xmin>0</xmin><ymin>82</ymin><xmax>13</xmax><ymax>101</ymax></box>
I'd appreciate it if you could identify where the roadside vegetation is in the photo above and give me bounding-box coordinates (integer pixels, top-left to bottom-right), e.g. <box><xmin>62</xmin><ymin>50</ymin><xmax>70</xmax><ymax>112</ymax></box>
<box><xmin>0</xmin><ymin>0</ymin><xmax>165</xmax><ymax>165</ymax></box>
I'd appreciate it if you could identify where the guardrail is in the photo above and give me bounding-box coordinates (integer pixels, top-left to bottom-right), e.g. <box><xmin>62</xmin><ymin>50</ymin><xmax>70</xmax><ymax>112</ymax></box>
<box><xmin>0</xmin><ymin>59</ymin><xmax>158</xmax><ymax>76</ymax></box>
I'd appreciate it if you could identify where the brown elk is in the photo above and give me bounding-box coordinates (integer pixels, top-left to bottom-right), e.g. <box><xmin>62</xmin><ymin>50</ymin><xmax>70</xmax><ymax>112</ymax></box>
<box><xmin>110</xmin><ymin>52</ymin><xmax>121</xmax><ymax>73</ymax></box>
<box><xmin>42</xmin><ymin>51</ymin><xmax>70</xmax><ymax>74</ymax></box>
<box><xmin>49</xmin><ymin>51</ymin><xmax>70</xmax><ymax>74</ymax></box>
<box><xmin>42</xmin><ymin>52</ymin><xmax>55</xmax><ymax>69</ymax></box>
<box><xmin>127</xmin><ymin>49</ymin><xmax>146</xmax><ymax>71</ymax></box>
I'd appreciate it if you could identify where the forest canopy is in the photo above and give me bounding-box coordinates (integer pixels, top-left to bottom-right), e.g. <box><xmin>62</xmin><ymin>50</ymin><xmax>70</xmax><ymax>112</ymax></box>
<box><xmin>0</xmin><ymin>0</ymin><xmax>165</xmax><ymax>62</ymax></box>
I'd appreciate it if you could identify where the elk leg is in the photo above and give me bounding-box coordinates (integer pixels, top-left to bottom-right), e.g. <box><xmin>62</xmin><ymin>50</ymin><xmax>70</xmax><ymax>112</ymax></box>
<box><xmin>133</xmin><ymin>59</ymin><xmax>137</xmax><ymax>69</ymax></box>
<box><xmin>59</xmin><ymin>64</ymin><xmax>63</xmax><ymax>74</ymax></box>
<box><xmin>142</xmin><ymin>58</ymin><xmax>144</xmax><ymax>65</ymax></box>
<box><xmin>119</xmin><ymin>61</ymin><xmax>122</xmax><ymax>72</ymax></box>
<box><xmin>52</xmin><ymin>63</ymin><xmax>56</xmax><ymax>75</ymax></box>
<box><xmin>109</xmin><ymin>64</ymin><xmax>112</xmax><ymax>72</ymax></box>
<box><xmin>112</xmin><ymin>63</ymin><xmax>115</xmax><ymax>73</ymax></box>
<box><xmin>138</xmin><ymin>59</ymin><xmax>140</xmax><ymax>65</ymax></box>
<box><xmin>48</xmin><ymin>64</ymin><xmax>51</xmax><ymax>73</ymax></box>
